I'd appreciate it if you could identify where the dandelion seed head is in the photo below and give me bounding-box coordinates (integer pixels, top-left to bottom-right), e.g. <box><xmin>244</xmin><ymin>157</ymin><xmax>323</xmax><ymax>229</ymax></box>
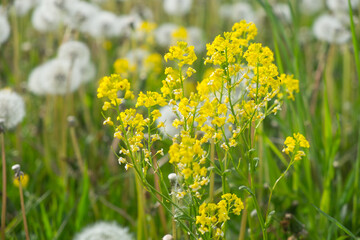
<box><xmin>80</xmin><ymin>62</ymin><xmax>96</xmax><ymax>83</ymax></box>
<box><xmin>313</xmin><ymin>14</ymin><xmax>350</xmax><ymax>44</ymax></box>
<box><xmin>83</xmin><ymin>11</ymin><xmax>122</xmax><ymax>38</ymax></box>
<box><xmin>327</xmin><ymin>0</ymin><xmax>359</xmax><ymax>12</ymax></box>
<box><xmin>0</xmin><ymin>89</ymin><xmax>25</xmax><ymax>129</ymax></box>
<box><xmin>154</xmin><ymin>23</ymin><xmax>178</xmax><ymax>47</ymax></box>
<box><xmin>57</xmin><ymin>41</ymin><xmax>91</xmax><ymax>68</ymax></box>
<box><xmin>162</xmin><ymin>234</ymin><xmax>174</xmax><ymax>240</ymax></box>
<box><xmin>31</xmin><ymin>4</ymin><xmax>62</xmax><ymax>32</ymax></box>
<box><xmin>63</xmin><ymin>1</ymin><xmax>100</xmax><ymax>30</ymax></box>
<box><xmin>220</xmin><ymin>3</ymin><xmax>257</xmax><ymax>24</ymax></box>
<box><xmin>168</xmin><ymin>173</ymin><xmax>178</xmax><ymax>182</ymax></box>
<box><xmin>272</xmin><ymin>3</ymin><xmax>292</xmax><ymax>23</ymax></box>
<box><xmin>299</xmin><ymin>0</ymin><xmax>323</xmax><ymax>15</ymax></box>
<box><xmin>156</xmin><ymin>105</ymin><xmax>179</xmax><ymax>138</ymax></box>
<box><xmin>163</xmin><ymin>0</ymin><xmax>192</xmax><ymax>16</ymax></box>
<box><xmin>73</xmin><ymin>221</ymin><xmax>133</xmax><ymax>240</ymax></box>
<box><xmin>0</xmin><ymin>8</ymin><xmax>10</xmax><ymax>45</ymax></box>
<box><xmin>14</xmin><ymin>0</ymin><xmax>38</xmax><ymax>16</ymax></box>
<box><xmin>28</xmin><ymin>59</ymin><xmax>82</xmax><ymax>95</ymax></box>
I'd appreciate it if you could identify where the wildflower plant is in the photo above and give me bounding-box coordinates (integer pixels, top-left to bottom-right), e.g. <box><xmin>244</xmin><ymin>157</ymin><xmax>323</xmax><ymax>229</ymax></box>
<box><xmin>98</xmin><ymin>20</ymin><xmax>309</xmax><ymax>239</ymax></box>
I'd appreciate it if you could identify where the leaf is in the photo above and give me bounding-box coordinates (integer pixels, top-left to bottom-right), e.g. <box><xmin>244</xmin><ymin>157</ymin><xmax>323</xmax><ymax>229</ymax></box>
<box><xmin>312</xmin><ymin>204</ymin><xmax>358</xmax><ymax>239</ymax></box>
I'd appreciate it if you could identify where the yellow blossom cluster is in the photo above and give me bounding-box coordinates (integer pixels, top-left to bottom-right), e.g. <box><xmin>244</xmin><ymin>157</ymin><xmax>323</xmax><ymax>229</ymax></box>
<box><xmin>97</xmin><ymin>74</ymin><xmax>134</xmax><ymax>111</ymax></box>
<box><xmin>205</xmin><ymin>20</ymin><xmax>257</xmax><ymax>65</ymax></box>
<box><xmin>282</xmin><ymin>133</ymin><xmax>310</xmax><ymax>161</ymax></box>
<box><xmin>172</xmin><ymin>27</ymin><xmax>188</xmax><ymax>40</ymax></box>
<box><xmin>164</xmin><ymin>41</ymin><xmax>197</xmax><ymax>67</ymax></box>
<box><xmin>168</xmin><ymin>132</ymin><xmax>209</xmax><ymax>197</ymax></box>
<box><xmin>144</xmin><ymin>53</ymin><xmax>163</xmax><ymax>75</ymax></box>
<box><xmin>196</xmin><ymin>193</ymin><xmax>244</xmax><ymax>237</ymax></box>
<box><xmin>278</xmin><ymin>74</ymin><xmax>299</xmax><ymax>100</ymax></box>
<box><xmin>136</xmin><ymin>91</ymin><xmax>167</xmax><ymax>108</ymax></box>
<box><xmin>113</xmin><ymin>58</ymin><xmax>135</xmax><ymax>77</ymax></box>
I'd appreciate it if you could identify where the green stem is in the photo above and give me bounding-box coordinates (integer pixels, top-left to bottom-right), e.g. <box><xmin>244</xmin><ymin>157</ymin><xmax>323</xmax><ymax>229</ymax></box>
<box><xmin>1</xmin><ymin>132</ymin><xmax>6</xmax><ymax>240</ymax></box>
<box><xmin>18</xmin><ymin>179</ymin><xmax>30</xmax><ymax>240</ymax></box>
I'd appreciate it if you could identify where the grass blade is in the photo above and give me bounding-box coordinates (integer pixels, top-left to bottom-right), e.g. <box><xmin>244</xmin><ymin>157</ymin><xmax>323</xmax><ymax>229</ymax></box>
<box><xmin>312</xmin><ymin>204</ymin><xmax>358</xmax><ymax>239</ymax></box>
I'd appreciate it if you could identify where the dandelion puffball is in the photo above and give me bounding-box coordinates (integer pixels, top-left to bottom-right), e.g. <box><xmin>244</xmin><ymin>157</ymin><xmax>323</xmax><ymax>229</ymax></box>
<box><xmin>28</xmin><ymin>59</ymin><xmax>82</xmax><ymax>95</ymax></box>
<box><xmin>156</xmin><ymin>106</ymin><xmax>179</xmax><ymax>138</ymax></box>
<box><xmin>220</xmin><ymin>3</ymin><xmax>257</xmax><ymax>24</ymax></box>
<box><xmin>73</xmin><ymin>221</ymin><xmax>133</xmax><ymax>240</ymax></box>
<box><xmin>63</xmin><ymin>1</ymin><xmax>100</xmax><ymax>31</ymax></box>
<box><xmin>163</xmin><ymin>0</ymin><xmax>192</xmax><ymax>16</ymax></box>
<box><xmin>57</xmin><ymin>41</ymin><xmax>91</xmax><ymax>68</ymax></box>
<box><xmin>0</xmin><ymin>8</ymin><xmax>10</xmax><ymax>45</ymax></box>
<box><xmin>327</xmin><ymin>0</ymin><xmax>359</xmax><ymax>12</ymax></box>
<box><xmin>313</xmin><ymin>14</ymin><xmax>351</xmax><ymax>44</ymax></box>
<box><xmin>0</xmin><ymin>89</ymin><xmax>25</xmax><ymax>129</ymax></box>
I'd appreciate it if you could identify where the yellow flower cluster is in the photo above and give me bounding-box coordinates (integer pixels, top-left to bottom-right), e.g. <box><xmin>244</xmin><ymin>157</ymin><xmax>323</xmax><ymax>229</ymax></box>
<box><xmin>114</xmin><ymin>58</ymin><xmax>134</xmax><ymax>77</ymax></box>
<box><xmin>161</xmin><ymin>43</ymin><xmax>196</xmax><ymax>99</ymax></box>
<box><xmin>279</xmin><ymin>74</ymin><xmax>299</xmax><ymax>100</ymax></box>
<box><xmin>13</xmin><ymin>174</ymin><xmax>29</xmax><ymax>188</ymax></box>
<box><xmin>172</xmin><ymin>27</ymin><xmax>188</xmax><ymax>40</ymax></box>
<box><xmin>136</xmin><ymin>91</ymin><xmax>167</xmax><ymax>108</ymax></box>
<box><xmin>115</xmin><ymin>108</ymin><xmax>146</xmax><ymax>153</ymax></box>
<box><xmin>164</xmin><ymin>41</ymin><xmax>197</xmax><ymax>67</ymax></box>
<box><xmin>97</xmin><ymin>74</ymin><xmax>134</xmax><ymax>111</ymax></box>
<box><xmin>169</xmin><ymin>132</ymin><xmax>208</xmax><ymax>197</ymax></box>
<box><xmin>205</xmin><ymin>20</ymin><xmax>257</xmax><ymax>66</ymax></box>
<box><xmin>196</xmin><ymin>193</ymin><xmax>244</xmax><ymax>236</ymax></box>
<box><xmin>282</xmin><ymin>133</ymin><xmax>310</xmax><ymax>161</ymax></box>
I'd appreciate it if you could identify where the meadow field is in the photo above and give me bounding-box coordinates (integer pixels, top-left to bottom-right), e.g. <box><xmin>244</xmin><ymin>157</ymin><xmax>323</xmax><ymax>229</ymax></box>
<box><xmin>0</xmin><ymin>0</ymin><xmax>360</xmax><ymax>239</ymax></box>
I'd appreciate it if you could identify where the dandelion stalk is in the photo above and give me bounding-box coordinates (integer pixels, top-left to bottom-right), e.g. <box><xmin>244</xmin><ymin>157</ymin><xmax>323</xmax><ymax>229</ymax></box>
<box><xmin>68</xmin><ymin>116</ymin><xmax>84</xmax><ymax>173</ymax></box>
<box><xmin>18</xmin><ymin>177</ymin><xmax>29</xmax><ymax>240</ymax></box>
<box><xmin>1</xmin><ymin>128</ymin><xmax>6</xmax><ymax>240</ymax></box>
<box><xmin>12</xmin><ymin>165</ymin><xmax>29</xmax><ymax>240</ymax></box>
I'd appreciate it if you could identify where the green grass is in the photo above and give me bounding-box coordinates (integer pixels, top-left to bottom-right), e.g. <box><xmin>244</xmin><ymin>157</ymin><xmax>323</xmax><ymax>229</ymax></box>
<box><xmin>0</xmin><ymin>0</ymin><xmax>360</xmax><ymax>239</ymax></box>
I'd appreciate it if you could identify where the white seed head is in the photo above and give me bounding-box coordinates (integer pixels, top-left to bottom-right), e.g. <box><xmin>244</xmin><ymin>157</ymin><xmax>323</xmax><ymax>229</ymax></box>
<box><xmin>28</xmin><ymin>59</ymin><xmax>82</xmax><ymax>95</ymax></box>
<box><xmin>80</xmin><ymin>62</ymin><xmax>96</xmax><ymax>83</ymax></box>
<box><xmin>168</xmin><ymin>173</ymin><xmax>177</xmax><ymax>182</ymax></box>
<box><xmin>272</xmin><ymin>3</ymin><xmax>292</xmax><ymax>23</ymax></box>
<box><xmin>0</xmin><ymin>89</ymin><xmax>25</xmax><ymax>129</ymax></box>
<box><xmin>63</xmin><ymin>1</ymin><xmax>100</xmax><ymax>30</ymax></box>
<box><xmin>31</xmin><ymin>4</ymin><xmax>62</xmax><ymax>32</ymax></box>
<box><xmin>13</xmin><ymin>0</ymin><xmax>38</xmax><ymax>16</ymax></box>
<box><xmin>313</xmin><ymin>14</ymin><xmax>350</xmax><ymax>44</ymax></box>
<box><xmin>11</xmin><ymin>164</ymin><xmax>21</xmax><ymax>172</ymax></box>
<box><xmin>83</xmin><ymin>11</ymin><xmax>122</xmax><ymax>38</ymax></box>
<box><xmin>299</xmin><ymin>0</ymin><xmax>323</xmax><ymax>15</ymax></box>
<box><xmin>156</xmin><ymin>106</ymin><xmax>179</xmax><ymax>138</ymax></box>
<box><xmin>162</xmin><ymin>234</ymin><xmax>174</xmax><ymax>240</ymax></box>
<box><xmin>73</xmin><ymin>221</ymin><xmax>133</xmax><ymax>240</ymax></box>
<box><xmin>0</xmin><ymin>9</ymin><xmax>10</xmax><ymax>45</ymax></box>
<box><xmin>186</xmin><ymin>26</ymin><xmax>205</xmax><ymax>52</ymax></box>
<box><xmin>154</xmin><ymin>23</ymin><xmax>179</xmax><ymax>47</ymax></box>
<box><xmin>327</xmin><ymin>0</ymin><xmax>359</xmax><ymax>12</ymax></box>
<box><xmin>58</xmin><ymin>41</ymin><xmax>90</xmax><ymax>68</ymax></box>
<box><xmin>220</xmin><ymin>3</ymin><xmax>257</xmax><ymax>24</ymax></box>
<box><xmin>163</xmin><ymin>0</ymin><xmax>192</xmax><ymax>16</ymax></box>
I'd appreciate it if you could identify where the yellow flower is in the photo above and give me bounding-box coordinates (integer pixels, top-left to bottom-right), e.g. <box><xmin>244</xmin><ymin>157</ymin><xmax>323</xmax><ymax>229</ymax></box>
<box><xmin>279</xmin><ymin>74</ymin><xmax>299</xmax><ymax>100</ymax></box>
<box><xmin>164</xmin><ymin>41</ymin><xmax>197</xmax><ymax>67</ymax></box>
<box><xmin>282</xmin><ymin>133</ymin><xmax>310</xmax><ymax>161</ymax></box>
<box><xmin>13</xmin><ymin>174</ymin><xmax>29</xmax><ymax>188</ymax></box>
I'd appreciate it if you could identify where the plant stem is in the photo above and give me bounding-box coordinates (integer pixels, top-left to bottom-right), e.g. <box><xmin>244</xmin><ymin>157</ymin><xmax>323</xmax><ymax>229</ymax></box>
<box><xmin>18</xmin><ymin>178</ymin><xmax>30</xmax><ymax>240</ymax></box>
<box><xmin>1</xmin><ymin>132</ymin><xmax>6</xmax><ymax>240</ymax></box>
<box><xmin>69</xmin><ymin>127</ymin><xmax>84</xmax><ymax>173</ymax></box>
<box><xmin>238</xmin><ymin>200</ymin><xmax>248</xmax><ymax>240</ymax></box>
<box><xmin>265</xmin><ymin>161</ymin><xmax>294</xmax><ymax>221</ymax></box>
<box><xmin>209</xmin><ymin>139</ymin><xmax>215</xmax><ymax>202</ymax></box>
